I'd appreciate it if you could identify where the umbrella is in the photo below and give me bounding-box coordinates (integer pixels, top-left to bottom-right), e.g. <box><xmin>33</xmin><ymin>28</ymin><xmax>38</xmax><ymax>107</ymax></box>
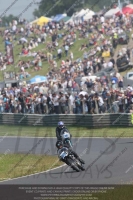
<box><xmin>79</xmin><ymin>91</ymin><xmax>88</xmax><ymax>96</ymax></box>
<box><xmin>30</xmin><ymin>75</ymin><xmax>47</xmax><ymax>84</ymax></box>
<box><xmin>127</xmin><ymin>4</ymin><xmax>133</xmax><ymax>9</ymax></box>
<box><xmin>122</xmin><ymin>7</ymin><xmax>133</xmax><ymax>14</ymax></box>
<box><xmin>116</xmin><ymin>5</ymin><xmax>133</xmax><ymax>15</ymax></box>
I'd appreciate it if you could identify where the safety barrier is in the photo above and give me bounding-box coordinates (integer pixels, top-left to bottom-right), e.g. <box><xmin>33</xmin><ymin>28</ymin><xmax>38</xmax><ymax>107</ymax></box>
<box><xmin>0</xmin><ymin>113</ymin><xmax>133</xmax><ymax>127</ymax></box>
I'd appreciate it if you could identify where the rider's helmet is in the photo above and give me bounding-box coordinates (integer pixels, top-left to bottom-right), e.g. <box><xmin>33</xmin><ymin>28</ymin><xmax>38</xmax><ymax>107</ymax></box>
<box><xmin>58</xmin><ymin>121</ymin><xmax>64</xmax><ymax>129</ymax></box>
<box><xmin>56</xmin><ymin>140</ymin><xmax>63</xmax><ymax>149</ymax></box>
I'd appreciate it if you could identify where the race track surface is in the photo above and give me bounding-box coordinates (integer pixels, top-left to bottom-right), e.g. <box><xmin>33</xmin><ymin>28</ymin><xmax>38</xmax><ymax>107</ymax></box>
<box><xmin>0</xmin><ymin>136</ymin><xmax>133</xmax><ymax>185</ymax></box>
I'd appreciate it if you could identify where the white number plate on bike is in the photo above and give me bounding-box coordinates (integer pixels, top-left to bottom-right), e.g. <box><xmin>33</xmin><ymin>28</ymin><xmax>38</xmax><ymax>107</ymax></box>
<box><xmin>60</xmin><ymin>151</ymin><xmax>68</xmax><ymax>159</ymax></box>
<box><xmin>63</xmin><ymin>132</ymin><xmax>70</xmax><ymax>138</ymax></box>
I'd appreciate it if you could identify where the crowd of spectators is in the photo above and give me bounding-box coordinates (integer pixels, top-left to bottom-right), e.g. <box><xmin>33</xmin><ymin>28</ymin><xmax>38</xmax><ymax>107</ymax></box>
<box><xmin>0</xmin><ymin>13</ymin><xmax>133</xmax><ymax>114</ymax></box>
<box><xmin>0</xmin><ymin>73</ymin><xmax>133</xmax><ymax>114</ymax></box>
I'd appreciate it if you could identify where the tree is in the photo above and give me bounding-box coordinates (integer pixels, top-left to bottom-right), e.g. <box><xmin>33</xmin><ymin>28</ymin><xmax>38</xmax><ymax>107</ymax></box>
<box><xmin>33</xmin><ymin>0</ymin><xmax>92</xmax><ymax>17</ymax></box>
<box><xmin>1</xmin><ymin>15</ymin><xmax>18</xmax><ymax>26</ymax></box>
<box><xmin>32</xmin><ymin>0</ymin><xmax>114</xmax><ymax>18</ymax></box>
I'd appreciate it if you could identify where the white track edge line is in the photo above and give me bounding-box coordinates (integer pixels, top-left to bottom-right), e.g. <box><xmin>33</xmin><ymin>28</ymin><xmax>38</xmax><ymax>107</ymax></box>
<box><xmin>0</xmin><ymin>164</ymin><xmax>66</xmax><ymax>183</ymax></box>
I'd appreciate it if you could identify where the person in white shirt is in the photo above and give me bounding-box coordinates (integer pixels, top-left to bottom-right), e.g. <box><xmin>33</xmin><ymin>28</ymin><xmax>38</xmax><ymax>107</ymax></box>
<box><xmin>70</xmin><ymin>52</ymin><xmax>73</xmax><ymax>61</ymax></box>
<box><xmin>37</xmin><ymin>38</ymin><xmax>41</xmax><ymax>43</ymax></box>
<box><xmin>127</xmin><ymin>85</ymin><xmax>133</xmax><ymax>91</ymax></box>
<box><xmin>34</xmin><ymin>85</ymin><xmax>39</xmax><ymax>93</ymax></box>
<box><xmin>12</xmin><ymin>25</ymin><xmax>16</xmax><ymax>32</ymax></box>
<box><xmin>52</xmin><ymin>82</ymin><xmax>58</xmax><ymax>93</ymax></box>
<box><xmin>35</xmin><ymin>94</ymin><xmax>41</xmax><ymax>114</ymax></box>
<box><xmin>52</xmin><ymin>93</ymin><xmax>59</xmax><ymax>114</ymax></box>
<box><xmin>69</xmin><ymin>94</ymin><xmax>75</xmax><ymax>114</ymax></box>
<box><xmin>5</xmin><ymin>30</ymin><xmax>9</xmax><ymax>34</ymax></box>
<box><xmin>21</xmin><ymin>27</ymin><xmax>24</xmax><ymax>32</ymax></box>
<box><xmin>20</xmin><ymin>37</ymin><xmax>28</xmax><ymax>44</ymax></box>
<box><xmin>28</xmin><ymin>44</ymin><xmax>32</xmax><ymax>50</ymax></box>
<box><xmin>118</xmin><ymin>29</ymin><xmax>123</xmax><ymax>34</ymax></box>
<box><xmin>65</xmin><ymin>45</ymin><xmax>69</xmax><ymax>56</ymax></box>
<box><xmin>100</xmin><ymin>16</ymin><xmax>105</xmax><ymax>23</ymax></box>
<box><xmin>21</xmin><ymin>66</ymin><xmax>24</xmax><ymax>72</ymax></box>
<box><xmin>107</xmin><ymin>61</ymin><xmax>113</xmax><ymax>69</ymax></box>
<box><xmin>2</xmin><ymin>63</ymin><xmax>6</xmax><ymax>71</ymax></box>
<box><xmin>96</xmin><ymin>46</ymin><xmax>101</xmax><ymax>52</ymax></box>
<box><xmin>55</xmin><ymin>41</ymin><xmax>58</xmax><ymax>47</ymax></box>
<box><xmin>14</xmin><ymin>20</ymin><xmax>18</xmax><ymax>25</ymax></box>
<box><xmin>49</xmin><ymin>29</ymin><xmax>53</xmax><ymax>34</ymax></box>
<box><xmin>53</xmin><ymin>60</ymin><xmax>57</xmax><ymax>68</ymax></box>
<box><xmin>57</xmin><ymin>48</ymin><xmax>62</xmax><ymax>59</ymax></box>
<box><xmin>67</xmin><ymin>79</ymin><xmax>72</xmax><ymax>88</ymax></box>
<box><xmin>115</xmin><ymin>72</ymin><xmax>121</xmax><ymax>80</ymax></box>
<box><xmin>32</xmin><ymin>43</ymin><xmax>36</xmax><ymax>48</ymax></box>
<box><xmin>32</xmin><ymin>52</ymin><xmax>37</xmax><ymax>57</ymax></box>
<box><xmin>62</xmin><ymin>80</ymin><xmax>67</xmax><ymax>90</ymax></box>
<box><xmin>35</xmin><ymin>41</ymin><xmax>38</xmax><ymax>47</ymax></box>
<box><xmin>39</xmin><ymin>85</ymin><xmax>45</xmax><ymax>94</ymax></box>
<box><xmin>41</xmin><ymin>32</ymin><xmax>47</xmax><ymax>42</ymax></box>
<box><xmin>96</xmin><ymin>94</ymin><xmax>105</xmax><ymax>113</ymax></box>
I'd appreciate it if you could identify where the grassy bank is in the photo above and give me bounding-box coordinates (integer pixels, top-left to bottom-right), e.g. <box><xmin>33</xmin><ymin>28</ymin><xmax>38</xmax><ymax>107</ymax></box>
<box><xmin>0</xmin><ymin>154</ymin><xmax>62</xmax><ymax>180</ymax></box>
<box><xmin>0</xmin><ymin>125</ymin><xmax>133</xmax><ymax>137</ymax></box>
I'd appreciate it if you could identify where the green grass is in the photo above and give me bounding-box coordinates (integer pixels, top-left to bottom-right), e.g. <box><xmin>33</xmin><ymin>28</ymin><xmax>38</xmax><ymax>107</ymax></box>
<box><xmin>0</xmin><ymin>154</ymin><xmax>62</xmax><ymax>180</ymax></box>
<box><xmin>0</xmin><ymin>125</ymin><xmax>133</xmax><ymax>137</ymax></box>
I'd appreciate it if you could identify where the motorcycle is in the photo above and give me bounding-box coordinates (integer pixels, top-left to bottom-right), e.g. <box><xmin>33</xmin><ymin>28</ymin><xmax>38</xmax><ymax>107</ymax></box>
<box><xmin>60</xmin><ymin>130</ymin><xmax>73</xmax><ymax>148</ymax></box>
<box><xmin>59</xmin><ymin>148</ymin><xmax>85</xmax><ymax>172</ymax></box>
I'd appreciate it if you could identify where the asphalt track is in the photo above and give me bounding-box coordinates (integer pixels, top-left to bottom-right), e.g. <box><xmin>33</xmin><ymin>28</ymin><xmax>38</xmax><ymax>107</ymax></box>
<box><xmin>0</xmin><ymin>136</ymin><xmax>133</xmax><ymax>184</ymax></box>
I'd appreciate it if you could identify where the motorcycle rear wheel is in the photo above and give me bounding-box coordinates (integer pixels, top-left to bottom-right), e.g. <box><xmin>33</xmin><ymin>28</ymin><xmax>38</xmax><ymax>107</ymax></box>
<box><xmin>78</xmin><ymin>164</ymin><xmax>85</xmax><ymax>171</ymax></box>
<box><xmin>76</xmin><ymin>159</ymin><xmax>85</xmax><ymax>171</ymax></box>
<box><xmin>67</xmin><ymin>158</ymin><xmax>80</xmax><ymax>172</ymax></box>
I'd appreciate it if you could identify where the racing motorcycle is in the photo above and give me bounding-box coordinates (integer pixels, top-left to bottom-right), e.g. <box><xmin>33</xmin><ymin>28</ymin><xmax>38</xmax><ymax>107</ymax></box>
<box><xmin>59</xmin><ymin>147</ymin><xmax>85</xmax><ymax>172</ymax></box>
<box><xmin>60</xmin><ymin>130</ymin><xmax>73</xmax><ymax>148</ymax></box>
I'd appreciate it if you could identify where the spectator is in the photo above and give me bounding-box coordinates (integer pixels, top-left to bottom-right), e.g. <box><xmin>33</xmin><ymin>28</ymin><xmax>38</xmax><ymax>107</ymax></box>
<box><xmin>64</xmin><ymin>45</ymin><xmax>69</xmax><ymax>57</ymax></box>
<box><xmin>52</xmin><ymin>93</ymin><xmax>59</xmax><ymax>114</ymax></box>
<box><xmin>57</xmin><ymin>48</ymin><xmax>62</xmax><ymax>59</ymax></box>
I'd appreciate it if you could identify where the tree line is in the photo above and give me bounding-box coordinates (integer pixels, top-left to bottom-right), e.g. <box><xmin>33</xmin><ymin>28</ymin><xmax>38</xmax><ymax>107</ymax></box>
<box><xmin>33</xmin><ymin>0</ymin><xmax>111</xmax><ymax>18</ymax></box>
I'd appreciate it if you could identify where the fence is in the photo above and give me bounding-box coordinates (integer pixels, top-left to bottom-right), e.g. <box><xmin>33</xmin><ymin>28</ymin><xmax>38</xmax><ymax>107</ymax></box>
<box><xmin>0</xmin><ymin>113</ymin><xmax>133</xmax><ymax>127</ymax></box>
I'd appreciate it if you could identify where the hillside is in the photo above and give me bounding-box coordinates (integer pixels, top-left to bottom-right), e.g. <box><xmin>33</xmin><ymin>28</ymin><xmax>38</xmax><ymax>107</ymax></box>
<box><xmin>0</xmin><ymin>27</ymin><xmax>91</xmax><ymax>81</ymax></box>
<box><xmin>0</xmin><ymin>19</ymin><xmax>132</xmax><ymax>83</ymax></box>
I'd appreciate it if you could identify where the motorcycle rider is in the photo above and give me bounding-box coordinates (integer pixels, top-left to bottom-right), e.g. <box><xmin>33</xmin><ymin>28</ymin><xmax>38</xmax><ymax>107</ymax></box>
<box><xmin>56</xmin><ymin>121</ymin><xmax>72</xmax><ymax>141</ymax></box>
<box><xmin>56</xmin><ymin>140</ymin><xmax>85</xmax><ymax>166</ymax></box>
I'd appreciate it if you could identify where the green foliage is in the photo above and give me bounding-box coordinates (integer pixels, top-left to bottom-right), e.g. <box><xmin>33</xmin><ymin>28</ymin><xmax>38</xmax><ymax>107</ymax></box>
<box><xmin>33</xmin><ymin>0</ymin><xmax>100</xmax><ymax>17</ymax></box>
<box><xmin>1</xmin><ymin>15</ymin><xmax>18</xmax><ymax>27</ymax></box>
<box><xmin>32</xmin><ymin>0</ymin><xmax>116</xmax><ymax>18</ymax></box>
